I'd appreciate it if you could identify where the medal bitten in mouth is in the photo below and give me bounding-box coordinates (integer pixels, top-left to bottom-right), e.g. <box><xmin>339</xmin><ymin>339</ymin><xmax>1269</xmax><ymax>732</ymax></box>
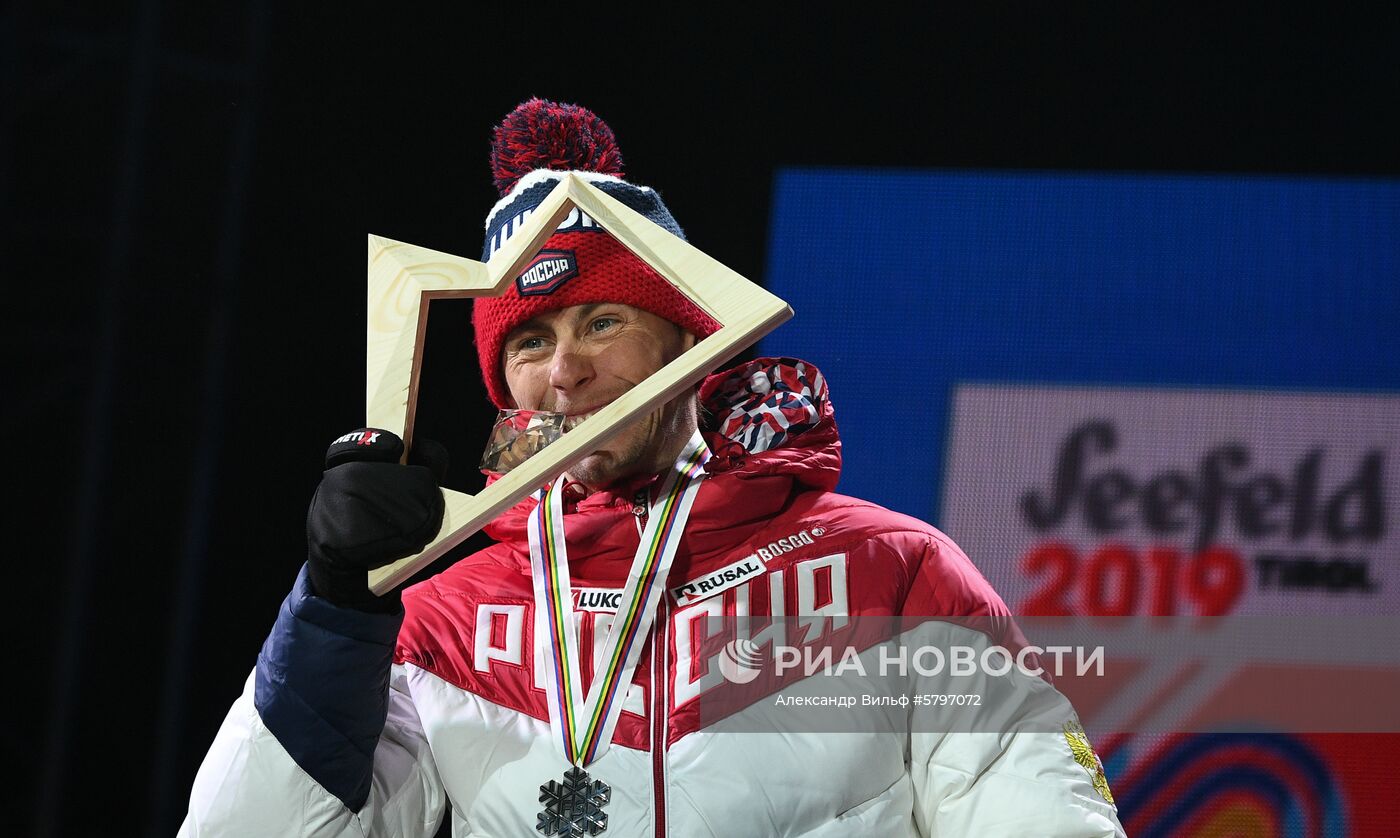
<box><xmin>562</xmin><ymin>407</ymin><xmax>604</xmax><ymax>431</ymax></box>
<box><xmin>478</xmin><ymin>409</ymin><xmax>566</xmax><ymax>475</ymax></box>
<box><xmin>478</xmin><ymin>405</ymin><xmax>610</xmax><ymax>474</ymax></box>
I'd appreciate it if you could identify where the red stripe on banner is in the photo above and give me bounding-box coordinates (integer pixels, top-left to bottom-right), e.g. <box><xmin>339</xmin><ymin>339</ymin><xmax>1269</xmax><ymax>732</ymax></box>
<box><xmin>1123</xmin><ymin>743</ymin><xmax>1324</xmax><ymax>838</ymax></box>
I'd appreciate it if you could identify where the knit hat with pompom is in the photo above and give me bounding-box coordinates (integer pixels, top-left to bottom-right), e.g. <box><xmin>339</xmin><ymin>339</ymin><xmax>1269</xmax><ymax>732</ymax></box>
<box><xmin>473</xmin><ymin>98</ymin><xmax>720</xmax><ymax>408</ymax></box>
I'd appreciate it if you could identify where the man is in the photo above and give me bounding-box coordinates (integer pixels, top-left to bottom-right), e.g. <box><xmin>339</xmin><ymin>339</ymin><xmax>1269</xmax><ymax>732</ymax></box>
<box><xmin>182</xmin><ymin>99</ymin><xmax>1125</xmax><ymax>836</ymax></box>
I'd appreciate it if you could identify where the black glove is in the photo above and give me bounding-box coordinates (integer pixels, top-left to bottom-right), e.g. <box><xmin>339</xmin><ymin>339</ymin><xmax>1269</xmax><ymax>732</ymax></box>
<box><xmin>306</xmin><ymin>429</ymin><xmax>447</xmax><ymax>612</ymax></box>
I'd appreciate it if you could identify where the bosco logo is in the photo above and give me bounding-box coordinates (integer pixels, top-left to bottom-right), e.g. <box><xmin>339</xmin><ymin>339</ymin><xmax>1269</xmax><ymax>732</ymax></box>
<box><xmin>515</xmin><ymin>249</ymin><xmax>578</xmax><ymax>296</ymax></box>
<box><xmin>752</xmin><ymin>528</ymin><xmax>819</xmax><ymax>564</ymax></box>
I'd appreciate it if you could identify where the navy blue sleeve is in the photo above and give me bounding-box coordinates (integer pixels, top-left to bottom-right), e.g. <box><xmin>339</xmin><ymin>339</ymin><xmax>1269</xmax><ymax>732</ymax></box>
<box><xmin>254</xmin><ymin>563</ymin><xmax>405</xmax><ymax>812</ymax></box>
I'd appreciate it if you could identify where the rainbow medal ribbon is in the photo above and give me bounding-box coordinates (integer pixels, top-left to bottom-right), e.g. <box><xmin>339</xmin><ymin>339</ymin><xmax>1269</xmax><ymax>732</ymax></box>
<box><xmin>527</xmin><ymin>432</ymin><xmax>710</xmax><ymax>836</ymax></box>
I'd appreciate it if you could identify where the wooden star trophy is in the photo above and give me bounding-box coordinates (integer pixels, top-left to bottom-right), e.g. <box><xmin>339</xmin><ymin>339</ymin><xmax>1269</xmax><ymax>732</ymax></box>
<box><xmin>364</xmin><ymin>173</ymin><xmax>792</xmax><ymax>595</ymax></box>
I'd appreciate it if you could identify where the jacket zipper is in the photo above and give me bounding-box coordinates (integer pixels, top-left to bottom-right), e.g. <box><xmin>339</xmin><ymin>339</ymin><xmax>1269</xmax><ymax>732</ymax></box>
<box><xmin>651</xmin><ymin>597</ymin><xmax>670</xmax><ymax>838</ymax></box>
<box><xmin>635</xmin><ymin>489</ymin><xmax>669</xmax><ymax>838</ymax></box>
<box><xmin>632</xmin><ymin>489</ymin><xmax>648</xmax><ymax>534</ymax></box>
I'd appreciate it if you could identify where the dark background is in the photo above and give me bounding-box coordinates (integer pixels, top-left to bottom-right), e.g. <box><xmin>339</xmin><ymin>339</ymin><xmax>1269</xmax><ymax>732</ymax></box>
<box><xmin>10</xmin><ymin>5</ymin><xmax>1398</xmax><ymax>836</ymax></box>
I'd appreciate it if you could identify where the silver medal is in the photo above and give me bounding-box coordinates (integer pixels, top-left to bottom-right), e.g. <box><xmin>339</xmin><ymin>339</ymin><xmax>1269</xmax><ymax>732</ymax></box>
<box><xmin>537</xmin><ymin>766</ymin><xmax>611</xmax><ymax>836</ymax></box>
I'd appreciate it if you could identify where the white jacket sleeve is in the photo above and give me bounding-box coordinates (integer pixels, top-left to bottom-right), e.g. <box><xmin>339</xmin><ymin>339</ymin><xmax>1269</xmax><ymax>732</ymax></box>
<box><xmin>897</xmin><ymin>532</ymin><xmax>1125</xmax><ymax>836</ymax></box>
<box><xmin>180</xmin><ymin>664</ymin><xmax>446</xmax><ymax>837</ymax></box>
<box><xmin>912</xmin><ymin>729</ymin><xmax>1125</xmax><ymax>837</ymax></box>
<box><xmin>907</xmin><ymin>627</ymin><xmax>1125</xmax><ymax>837</ymax></box>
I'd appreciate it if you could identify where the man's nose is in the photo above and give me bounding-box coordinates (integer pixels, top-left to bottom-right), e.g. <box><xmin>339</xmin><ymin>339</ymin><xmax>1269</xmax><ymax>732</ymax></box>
<box><xmin>548</xmin><ymin>342</ymin><xmax>594</xmax><ymax>392</ymax></box>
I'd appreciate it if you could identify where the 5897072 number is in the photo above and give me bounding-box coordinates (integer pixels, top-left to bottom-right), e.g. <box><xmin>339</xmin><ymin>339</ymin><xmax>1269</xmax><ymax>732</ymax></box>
<box><xmin>1018</xmin><ymin>541</ymin><xmax>1245</xmax><ymax>616</ymax></box>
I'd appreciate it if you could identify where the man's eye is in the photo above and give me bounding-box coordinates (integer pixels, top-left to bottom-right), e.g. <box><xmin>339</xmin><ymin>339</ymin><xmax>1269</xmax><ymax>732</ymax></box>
<box><xmin>516</xmin><ymin>336</ymin><xmax>546</xmax><ymax>351</ymax></box>
<box><xmin>590</xmin><ymin>317</ymin><xmax>618</xmax><ymax>332</ymax></box>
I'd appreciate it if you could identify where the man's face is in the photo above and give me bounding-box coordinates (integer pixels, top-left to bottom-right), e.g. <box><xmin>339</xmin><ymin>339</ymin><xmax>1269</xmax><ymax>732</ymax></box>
<box><xmin>501</xmin><ymin>303</ymin><xmax>695</xmax><ymax>490</ymax></box>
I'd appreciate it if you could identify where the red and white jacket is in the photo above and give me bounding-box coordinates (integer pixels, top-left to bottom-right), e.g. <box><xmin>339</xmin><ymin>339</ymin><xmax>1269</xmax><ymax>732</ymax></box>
<box><xmin>182</xmin><ymin>359</ymin><xmax>1124</xmax><ymax>837</ymax></box>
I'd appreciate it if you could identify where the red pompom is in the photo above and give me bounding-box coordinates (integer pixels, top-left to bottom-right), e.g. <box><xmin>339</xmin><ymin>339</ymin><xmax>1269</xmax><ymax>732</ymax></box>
<box><xmin>490</xmin><ymin>98</ymin><xmax>625</xmax><ymax>196</ymax></box>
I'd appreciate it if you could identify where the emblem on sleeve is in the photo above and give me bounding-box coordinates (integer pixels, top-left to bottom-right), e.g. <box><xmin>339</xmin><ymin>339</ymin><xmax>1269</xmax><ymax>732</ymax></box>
<box><xmin>1063</xmin><ymin>719</ymin><xmax>1115</xmax><ymax>807</ymax></box>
